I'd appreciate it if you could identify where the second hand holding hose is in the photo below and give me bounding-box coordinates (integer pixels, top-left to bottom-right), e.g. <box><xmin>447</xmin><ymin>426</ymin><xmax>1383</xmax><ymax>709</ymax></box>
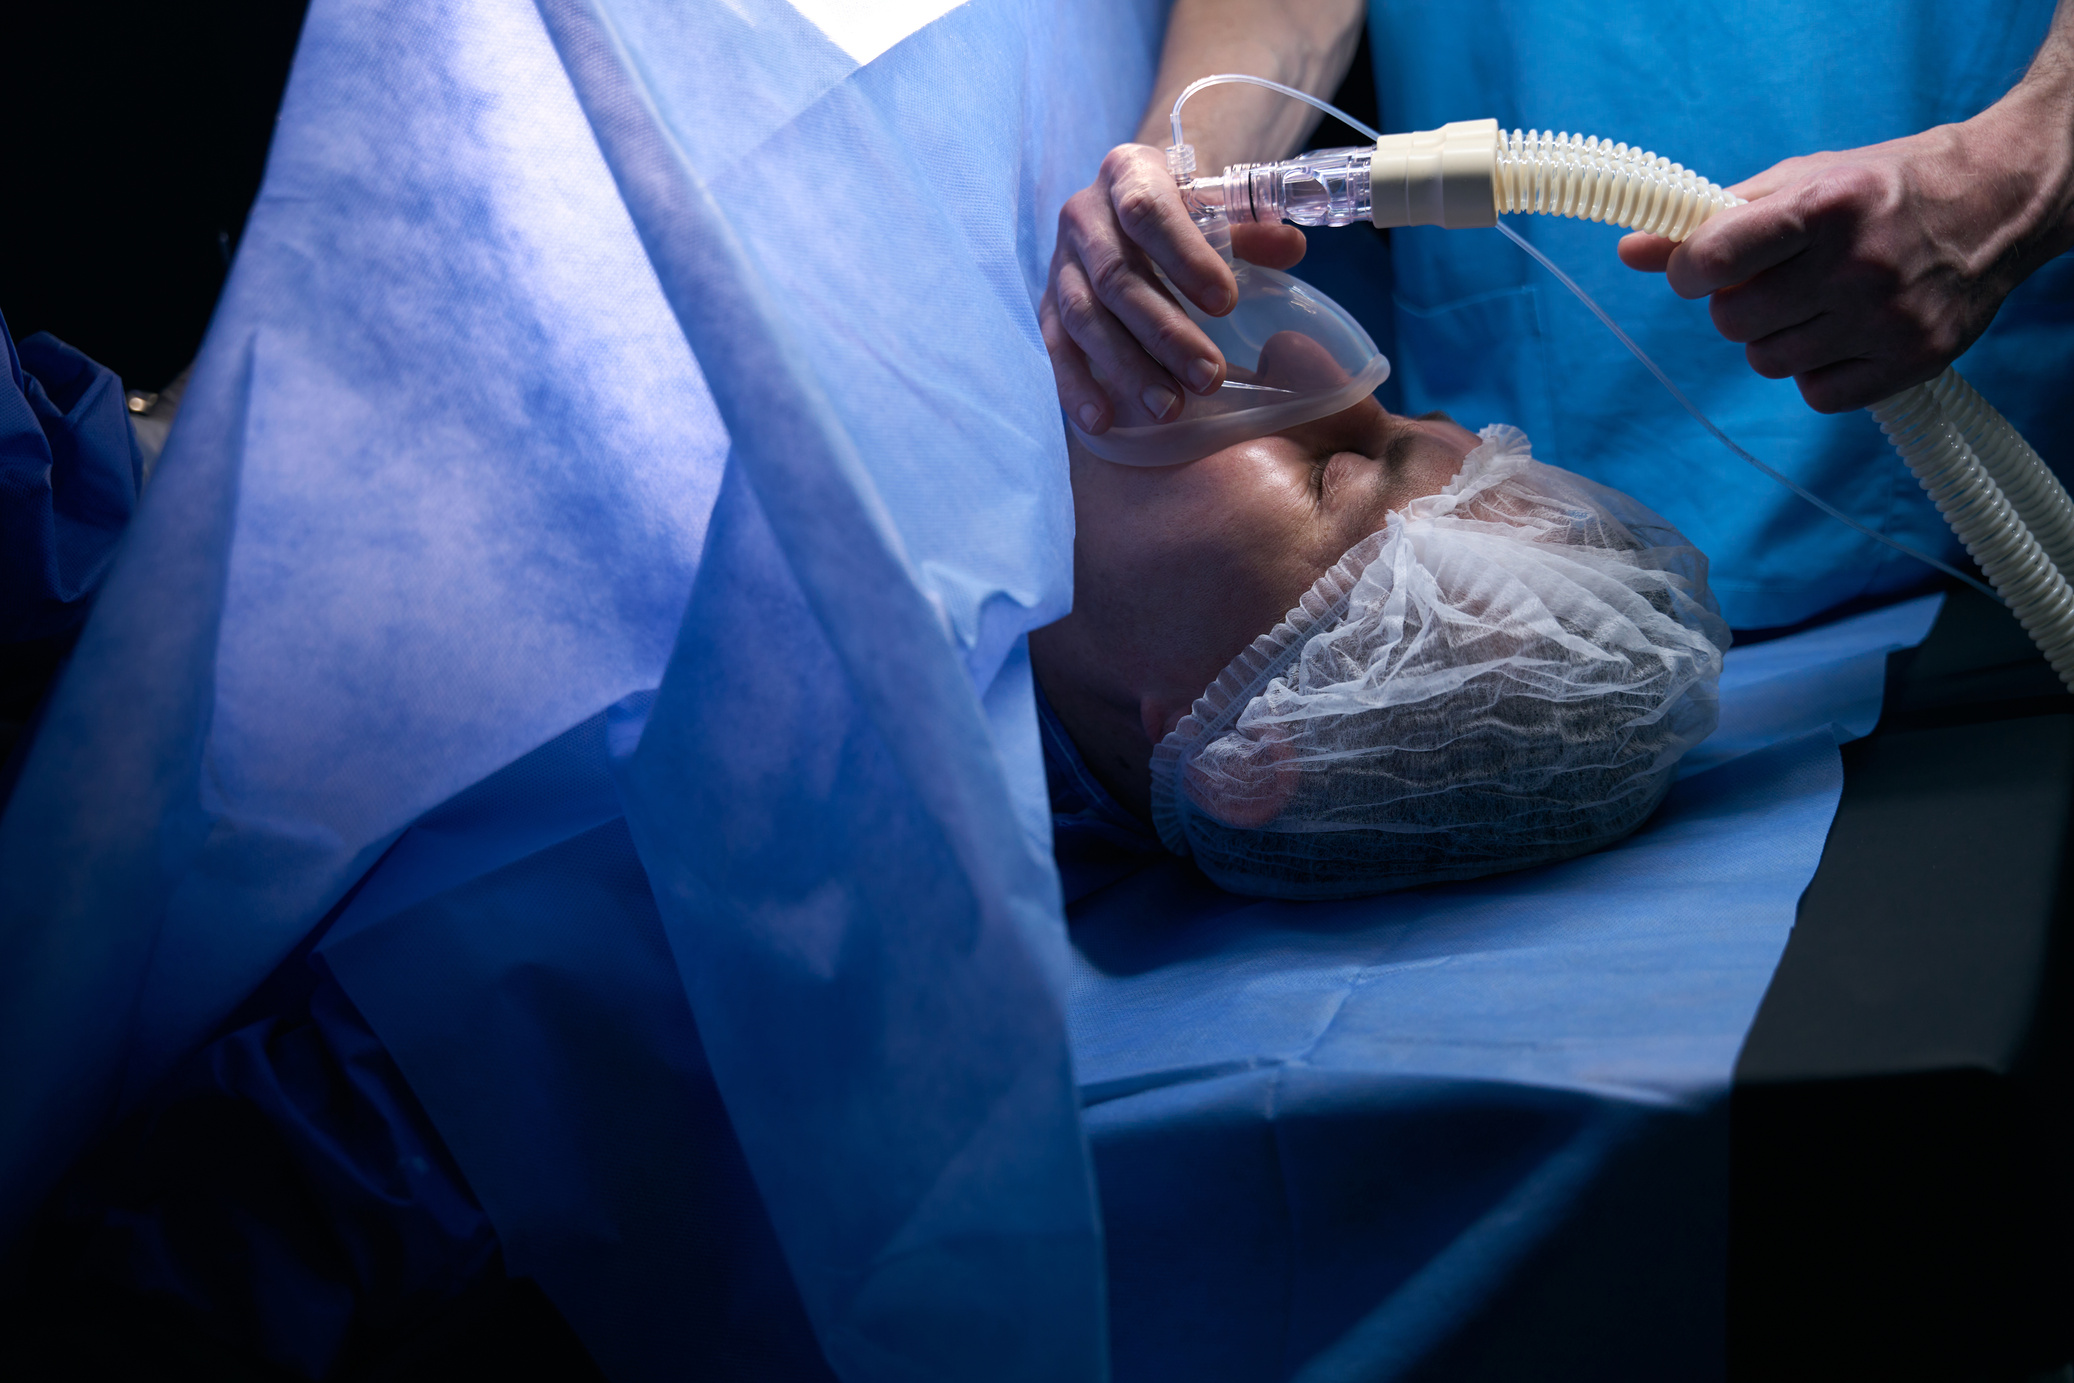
<box><xmin>1164</xmin><ymin>74</ymin><xmax>2074</xmax><ymax>686</ymax></box>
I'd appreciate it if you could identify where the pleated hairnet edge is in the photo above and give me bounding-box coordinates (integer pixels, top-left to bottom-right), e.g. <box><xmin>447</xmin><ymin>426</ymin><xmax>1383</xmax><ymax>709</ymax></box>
<box><xmin>1148</xmin><ymin>427</ymin><xmax>1537</xmax><ymax>858</ymax></box>
<box><xmin>1148</xmin><ymin>535</ymin><xmax>1371</xmax><ymax>858</ymax></box>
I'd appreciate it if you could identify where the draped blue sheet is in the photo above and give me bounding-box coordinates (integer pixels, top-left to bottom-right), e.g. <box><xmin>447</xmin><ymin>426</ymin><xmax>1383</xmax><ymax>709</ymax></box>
<box><xmin>315</xmin><ymin>591</ymin><xmax>1937</xmax><ymax>1381</ymax></box>
<box><xmin>0</xmin><ymin>0</ymin><xmax>1948</xmax><ymax>1377</ymax></box>
<box><xmin>2</xmin><ymin>0</ymin><xmax>1159</xmax><ymax>1376</ymax></box>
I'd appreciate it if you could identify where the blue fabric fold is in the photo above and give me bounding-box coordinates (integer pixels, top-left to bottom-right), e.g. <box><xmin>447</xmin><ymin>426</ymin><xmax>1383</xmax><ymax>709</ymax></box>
<box><xmin>40</xmin><ymin>966</ymin><xmax>498</xmax><ymax>1380</ymax></box>
<box><xmin>0</xmin><ymin>0</ymin><xmax>731</xmax><ymax>1247</ymax></box>
<box><xmin>518</xmin><ymin>1</ymin><xmax>1173</xmax><ymax>1374</ymax></box>
<box><xmin>2</xmin><ymin>0</ymin><xmax>1159</xmax><ymax>1377</ymax></box>
<box><xmin>319</xmin><ymin>772</ymin><xmax>833</xmax><ymax>1383</ymax></box>
<box><xmin>0</xmin><ymin>315</ymin><xmax>142</xmax><ymax>642</ymax></box>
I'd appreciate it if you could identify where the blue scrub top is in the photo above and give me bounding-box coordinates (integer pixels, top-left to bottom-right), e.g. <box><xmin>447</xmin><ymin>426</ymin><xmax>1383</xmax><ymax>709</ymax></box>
<box><xmin>1366</xmin><ymin>0</ymin><xmax>2071</xmax><ymax>629</ymax></box>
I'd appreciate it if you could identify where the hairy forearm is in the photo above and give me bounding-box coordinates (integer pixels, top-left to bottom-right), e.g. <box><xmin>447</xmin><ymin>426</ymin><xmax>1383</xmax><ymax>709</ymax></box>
<box><xmin>1634</xmin><ymin>0</ymin><xmax>2074</xmax><ymax>411</ymax></box>
<box><xmin>1994</xmin><ymin>0</ymin><xmax>2074</xmax><ymax>266</ymax></box>
<box><xmin>1131</xmin><ymin>0</ymin><xmax>1365</xmax><ymax>174</ymax></box>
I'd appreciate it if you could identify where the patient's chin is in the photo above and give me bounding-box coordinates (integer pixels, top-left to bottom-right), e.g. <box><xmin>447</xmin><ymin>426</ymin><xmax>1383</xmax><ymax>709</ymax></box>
<box><xmin>1182</xmin><ymin>727</ymin><xmax>1301</xmax><ymax>830</ymax></box>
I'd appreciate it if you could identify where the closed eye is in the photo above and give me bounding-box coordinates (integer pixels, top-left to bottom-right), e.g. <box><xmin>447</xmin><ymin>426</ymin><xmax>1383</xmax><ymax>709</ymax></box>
<box><xmin>1311</xmin><ymin>450</ymin><xmax>1360</xmax><ymax>507</ymax></box>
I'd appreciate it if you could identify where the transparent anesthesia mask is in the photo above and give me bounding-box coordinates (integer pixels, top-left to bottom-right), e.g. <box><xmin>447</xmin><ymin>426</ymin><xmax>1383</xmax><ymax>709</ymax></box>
<box><xmin>1068</xmin><ymin>263</ymin><xmax>1391</xmax><ymax>468</ymax></box>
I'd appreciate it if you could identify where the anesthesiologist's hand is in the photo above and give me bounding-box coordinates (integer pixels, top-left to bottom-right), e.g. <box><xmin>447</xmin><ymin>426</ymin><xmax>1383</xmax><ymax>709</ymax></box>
<box><xmin>1617</xmin><ymin>86</ymin><xmax>2074</xmax><ymax>414</ymax></box>
<box><xmin>1042</xmin><ymin>143</ymin><xmax>1309</xmax><ymax>433</ymax></box>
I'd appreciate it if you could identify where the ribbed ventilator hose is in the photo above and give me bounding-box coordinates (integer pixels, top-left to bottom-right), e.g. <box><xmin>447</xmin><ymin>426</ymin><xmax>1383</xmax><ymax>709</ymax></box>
<box><xmin>1494</xmin><ymin>130</ymin><xmax>1742</xmax><ymax>239</ymax></box>
<box><xmin>1926</xmin><ymin>369</ymin><xmax>2074</xmax><ymax>580</ymax></box>
<box><xmin>1870</xmin><ymin>378</ymin><xmax>2074</xmax><ymax>685</ymax></box>
<box><xmin>1499</xmin><ymin>132</ymin><xmax>2074</xmax><ymax>690</ymax></box>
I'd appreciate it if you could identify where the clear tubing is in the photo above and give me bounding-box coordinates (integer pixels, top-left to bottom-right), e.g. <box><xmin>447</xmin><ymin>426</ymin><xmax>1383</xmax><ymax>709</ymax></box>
<box><xmin>1179</xmin><ymin>122</ymin><xmax>1740</xmax><ymax>236</ymax></box>
<box><xmin>1497</xmin><ymin>144</ymin><xmax>2074</xmax><ymax>689</ymax></box>
<box><xmin>1168</xmin><ymin>73</ymin><xmax>1383</xmax><ymax>152</ymax></box>
<box><xmin>1167</xmin><ymin>74</ymin><xmax>1384</xmax><ymax>255</ymax></box>
<box><xmin>1494</xmin><ymin>222</ymin><xmax>1999</xmax><ymax>602</ymax></box>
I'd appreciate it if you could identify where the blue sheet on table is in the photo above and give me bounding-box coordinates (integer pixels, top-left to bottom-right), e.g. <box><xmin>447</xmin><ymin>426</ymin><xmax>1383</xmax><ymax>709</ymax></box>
<box><xmin>1069</xmin><ymin>593</ymin><xmax>1941</xmax><ymax>1380</ymax></box>
<box><xmin>0</xmin><ymin>0</ymin><xmax>1951</xmax><ymax>1375</ymax></box>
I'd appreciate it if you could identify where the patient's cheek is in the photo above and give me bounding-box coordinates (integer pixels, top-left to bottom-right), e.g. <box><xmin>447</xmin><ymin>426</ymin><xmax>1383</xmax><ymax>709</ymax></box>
<box><xmin>1183</xmin><ymin>725</ymin><xmax>1301</xmax><ymax>830</ymax></box>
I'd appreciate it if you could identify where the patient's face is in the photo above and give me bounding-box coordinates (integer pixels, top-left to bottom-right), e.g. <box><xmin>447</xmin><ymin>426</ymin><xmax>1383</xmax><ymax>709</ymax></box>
<box><xmin>1031</xmin><ymin>391</ymin><xmax>1479</xmax><ymax>819</ymax></box>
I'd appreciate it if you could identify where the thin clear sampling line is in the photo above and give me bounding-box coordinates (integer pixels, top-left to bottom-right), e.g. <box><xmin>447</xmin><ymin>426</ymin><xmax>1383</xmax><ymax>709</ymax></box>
<box><xmin>1496</xmin><ymin>219</ymin><xmax>1995</xmax><ymax>600</ymax></box>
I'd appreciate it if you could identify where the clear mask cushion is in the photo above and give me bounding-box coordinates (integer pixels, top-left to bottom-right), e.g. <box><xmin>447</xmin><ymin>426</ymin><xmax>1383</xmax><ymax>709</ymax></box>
<box><xmin>1069</xmin><ymin>263</ymin><xmax>1391</xmax><ymax>467</ymax></box>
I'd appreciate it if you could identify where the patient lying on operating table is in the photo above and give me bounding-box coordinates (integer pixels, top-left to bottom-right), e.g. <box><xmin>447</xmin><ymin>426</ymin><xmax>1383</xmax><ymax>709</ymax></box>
<box><xmin>1030</xmin><ymin>357</ymin><xmax>1731</xmax><ymax>900</ymax></box>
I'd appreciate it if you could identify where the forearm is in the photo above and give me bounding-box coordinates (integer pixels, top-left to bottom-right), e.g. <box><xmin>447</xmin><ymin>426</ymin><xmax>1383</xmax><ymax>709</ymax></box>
<box><xmin>1988</xmin><ymin>0</ymin><xmax>2074</xmax><ymax>270</ymax></box>
<box><xmin>1131</xmin><ymin>0</ymin><xmax>1365</xmax><ymax>174</ymax></box>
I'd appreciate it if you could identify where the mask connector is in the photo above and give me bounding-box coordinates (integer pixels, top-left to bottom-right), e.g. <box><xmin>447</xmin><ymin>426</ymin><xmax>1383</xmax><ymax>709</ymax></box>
<box><xmin>1168</xmin><ymin>141</ymin><xmax>1236</xmax><ymax>266</ymax></box>
<box><xmin>1180</xmin><ymin>121</ymin><xmax>1501</xmax><ymax>232</ymax></box>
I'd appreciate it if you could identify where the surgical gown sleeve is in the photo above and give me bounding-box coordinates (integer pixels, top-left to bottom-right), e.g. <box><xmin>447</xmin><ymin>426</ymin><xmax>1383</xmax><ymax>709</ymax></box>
<box><xmin>0</xmin><ymin>315</ymin><xmax>142</xmax><ymax>644</ymax></box>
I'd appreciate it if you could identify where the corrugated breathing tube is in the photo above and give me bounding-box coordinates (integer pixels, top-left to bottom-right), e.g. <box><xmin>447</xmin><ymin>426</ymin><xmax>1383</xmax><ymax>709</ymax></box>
<box><xmin>1165</xmin><ymin>75</ymin><xmax>2074</xmax><ymax>686</ymax></box>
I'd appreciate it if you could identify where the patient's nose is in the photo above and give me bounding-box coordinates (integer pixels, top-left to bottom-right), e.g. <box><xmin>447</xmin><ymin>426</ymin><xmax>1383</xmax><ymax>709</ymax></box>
<box><xmin>1255</xmin><ymin>330</ymin><xmax>1353</xmax><ymax>392</ymax></box>
<box><xmin>1282</xmin><ymin>393</ymin><xmax>1394</xmax><ymax>461</ymax></box>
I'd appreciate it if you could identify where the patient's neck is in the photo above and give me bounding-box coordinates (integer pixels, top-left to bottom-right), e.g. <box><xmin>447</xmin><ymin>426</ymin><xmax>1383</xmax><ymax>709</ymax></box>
<box><xmin>1031</xmin><ymin>644</ymin><xmax>1156</xmax><ymax>821</ymax></box>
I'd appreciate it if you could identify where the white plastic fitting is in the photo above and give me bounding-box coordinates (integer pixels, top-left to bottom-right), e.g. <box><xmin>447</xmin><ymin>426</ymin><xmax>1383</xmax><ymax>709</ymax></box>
<box><xmin>1368</xmin><ymin>119</ymin><xmax>1502</xmax><ymax>229</ymax></box>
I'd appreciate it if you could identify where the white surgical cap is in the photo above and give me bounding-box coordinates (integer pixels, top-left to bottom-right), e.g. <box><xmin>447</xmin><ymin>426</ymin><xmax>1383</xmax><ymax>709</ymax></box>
<box><xmin>1150</xmin><ymin>425</ymin><xmax>1730</xmax><ymax>900</ymax></box>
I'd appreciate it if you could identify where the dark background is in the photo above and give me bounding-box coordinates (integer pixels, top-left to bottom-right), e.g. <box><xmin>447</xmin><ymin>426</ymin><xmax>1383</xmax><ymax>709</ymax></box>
<box><xmin>2</xmin><ymin>1</ymin><xmax>311</xmax><ymax>392</ymax></box>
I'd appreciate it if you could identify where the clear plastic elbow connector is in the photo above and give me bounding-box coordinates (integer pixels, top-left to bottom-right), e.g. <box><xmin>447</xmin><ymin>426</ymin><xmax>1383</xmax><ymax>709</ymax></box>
<box><xmin>1148</xmin><ymin>73</ymin><xmax>2074</xmax><ymax>689</ymax></box>
<box><xmin>1185</xmin><ymin>147</ymin><xmax>1377</xmax><ymax>228</ymax></box>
